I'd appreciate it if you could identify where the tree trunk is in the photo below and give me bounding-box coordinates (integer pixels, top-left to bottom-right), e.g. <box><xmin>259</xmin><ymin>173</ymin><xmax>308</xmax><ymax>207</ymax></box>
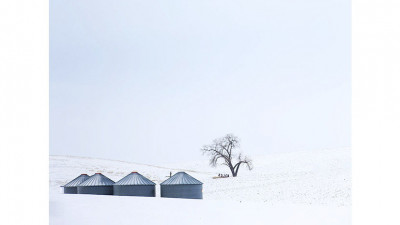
<box><xmin>233</xmin><ymin>163</ymin><xmax>241</xmax><ymax>177</ymax></box>
<box><xmin>229</xmin><ymin>166</ymin><xmax>235</xmax><ymax>177</ymax></box>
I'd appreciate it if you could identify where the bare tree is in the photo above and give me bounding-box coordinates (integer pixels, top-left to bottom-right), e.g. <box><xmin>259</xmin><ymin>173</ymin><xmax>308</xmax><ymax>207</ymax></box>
<box><xmin>201</xmin><ymin>134</ymin><xmax>253</xmax><ymax>177</ymax></box>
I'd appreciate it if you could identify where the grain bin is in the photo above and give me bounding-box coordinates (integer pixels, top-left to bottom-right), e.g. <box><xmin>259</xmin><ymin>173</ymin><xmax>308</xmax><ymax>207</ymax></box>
<box><xmin>113</xmin><ymin>172</ymin><xmax>156</xmax><ymax>197</ymax></box>
<box><xmin>62</xmin><ymin>174</ymin><xmax>90</xmax><ymax>194</ymax></box>
<box><xmin>160</xmin><ymin>172</ymin><xmax>203</xmax><ymax>199</ymax></box>
<box><xmin>77</xmin><ymin>173</ymin><xmax>115</xmax><ymax>195</ymax></box>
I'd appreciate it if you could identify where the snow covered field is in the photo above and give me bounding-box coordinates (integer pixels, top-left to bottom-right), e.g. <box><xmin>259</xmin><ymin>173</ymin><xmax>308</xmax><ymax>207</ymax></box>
<box><xmin>50</xmin><ymin>148</ymin><xmax>351</xmax><ymax>224</ymax></box>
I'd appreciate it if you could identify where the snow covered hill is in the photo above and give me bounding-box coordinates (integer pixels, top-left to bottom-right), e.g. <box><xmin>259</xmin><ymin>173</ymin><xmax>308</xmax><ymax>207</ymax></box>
<box><xmin>50</xmin><ymin>147</ymin><xmax>351</xmax><ymax>206</ymax></box>
<box><xmin>50</xmin><ymin>148</ymin><xmax>351</xmax><ymax>225</ymax></box>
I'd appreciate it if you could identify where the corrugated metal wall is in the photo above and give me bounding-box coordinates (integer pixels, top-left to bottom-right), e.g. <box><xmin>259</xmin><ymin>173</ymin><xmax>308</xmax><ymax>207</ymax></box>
<box><xmin>113</xmin><ymin>185</ymin><xmax>155</xmax><ymax>197</ymax></box>
<box><xmin>161</xmin><ymin>184</ymin><xmax>202</xmax><ymax>199</ymax></box>
<box><xmin>63</xmin><ymin>187</ymin><xmax>78</xmax><ymax>194</ymax></box>
<box><xmin>77</xmin><ymin>186</ymin><xmax>113</xmax><ymax>195</ymax></box>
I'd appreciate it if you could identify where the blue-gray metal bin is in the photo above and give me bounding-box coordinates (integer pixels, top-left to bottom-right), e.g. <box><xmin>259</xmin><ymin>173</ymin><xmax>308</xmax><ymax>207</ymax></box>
<box><xmin>62</xmin><ymin>174</ymin><xmax>90</xmax><ymax>194</ymax></box>
<box><xmin>160</xmin><ymin>172</ymin><xmax>203</xmax><ymax>199</ymax></box>
<box><xmin>113</xmin><ymin>172</ymin><xmax>156</xmax><ymax>197</ymax></box>
<box><xmin>77</xmin><ymin>173</ymin><xmax>115</xmax><ymax>195</ymax></box>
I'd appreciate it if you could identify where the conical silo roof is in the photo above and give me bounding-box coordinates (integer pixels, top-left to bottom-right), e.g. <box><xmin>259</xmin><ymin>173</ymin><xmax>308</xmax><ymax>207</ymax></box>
<box><xmin>114</xmin><ymin>172</ymin><xmax>156</xmax><ymax>186</ymax></box>
<box><xmin>78</xmin><ymin>173</ymin><xmax>115</xmax><ymax>186</ymax></box>
<box><xmin>63</xmin><ymin>174</ymin><xmax>90</xmax><ymax>187</ymax></box>
<box><xmin>160</xmin><ymin>172</ymin><xmax>203</xmax><ymax>185</ymax></box>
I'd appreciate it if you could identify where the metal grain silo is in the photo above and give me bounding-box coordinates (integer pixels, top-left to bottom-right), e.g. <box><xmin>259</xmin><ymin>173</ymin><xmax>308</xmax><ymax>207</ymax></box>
<box><xmin>160</xmin><ymin>172</ymin><xmax>203</xmax><ymax>199</ymax></box>
<box><xmin>62</xmin><ymin>174</ymin><xmax>90</xmax><ymax>194</ymax></box>
<box><xmin>77</xmin><ymin>173</ymin><xmax>115</xmax><ymax>195</ymax></box>
<box><xmin>113</xmin><ymin>172</ymin><xmax>156</xmax><ymax>197</ymax></box>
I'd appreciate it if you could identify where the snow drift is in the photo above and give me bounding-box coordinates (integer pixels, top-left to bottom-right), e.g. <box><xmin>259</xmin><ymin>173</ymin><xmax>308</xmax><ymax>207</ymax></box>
<box><xmin>50</xmin><ymin>147</ymin><xmax>351</xmax><ymax>224</ymax></box>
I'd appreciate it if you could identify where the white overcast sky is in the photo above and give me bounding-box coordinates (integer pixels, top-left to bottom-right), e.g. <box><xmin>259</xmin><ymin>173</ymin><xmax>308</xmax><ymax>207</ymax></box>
<box><xmin>50</xmin><ymin>0</ymin><xmax>350</xmax><ymax>164</ymax></box>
